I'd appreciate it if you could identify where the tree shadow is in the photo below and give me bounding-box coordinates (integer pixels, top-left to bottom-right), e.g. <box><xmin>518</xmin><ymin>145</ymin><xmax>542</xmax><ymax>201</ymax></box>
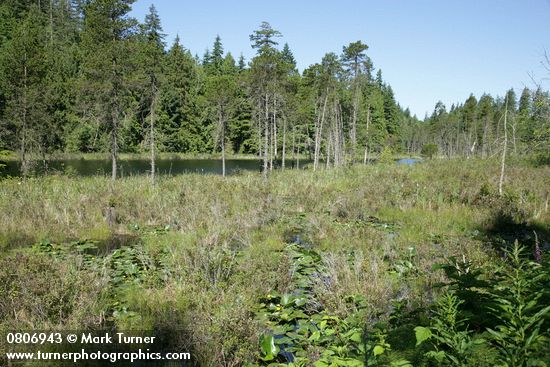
<box><xmin>480</xmin><ymin>211</ymin><xmax>550</xmax><ymax>255</ymax></box>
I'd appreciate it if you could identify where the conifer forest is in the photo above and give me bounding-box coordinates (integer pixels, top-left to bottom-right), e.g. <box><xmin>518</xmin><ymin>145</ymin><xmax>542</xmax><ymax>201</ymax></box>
<box><xmin>0</xmin><ymin>1</ymin><xmax>549</xmax><ymax>366</ymax></box>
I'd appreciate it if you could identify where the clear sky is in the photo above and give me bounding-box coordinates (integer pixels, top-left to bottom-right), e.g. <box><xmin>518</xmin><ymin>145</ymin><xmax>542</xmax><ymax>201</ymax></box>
<box><xmin>130</xmin><ymin>0</ymin><xmax>550</xmax><ymax>118</ymax></box>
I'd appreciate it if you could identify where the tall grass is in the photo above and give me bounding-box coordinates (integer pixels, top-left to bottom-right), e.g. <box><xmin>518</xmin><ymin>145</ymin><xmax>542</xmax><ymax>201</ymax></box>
<box><xmin>0</xmin><ymin>158</ymin><xmax>548</xmax><ymax>366</ymax></box>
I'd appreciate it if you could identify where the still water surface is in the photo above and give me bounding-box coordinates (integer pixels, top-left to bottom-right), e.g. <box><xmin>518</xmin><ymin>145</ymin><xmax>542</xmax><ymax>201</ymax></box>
<box><xmin>2</xmin><ymin>157</ymin><xmax>421</xmax><ymax>177</ymax></box>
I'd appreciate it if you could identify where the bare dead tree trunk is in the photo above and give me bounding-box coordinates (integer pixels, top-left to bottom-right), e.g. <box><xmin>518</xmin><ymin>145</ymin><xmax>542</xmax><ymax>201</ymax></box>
<box><xmin>110</xmin><ymin>54</ymin><xmax>119</xmax><ymax>182</ymax></box>
<box><xmin>273</xmin><ymin>95</ymin><xmax>277</xmax><ymax>159</ymax></box>
<box><xmin>270</xmin><ymin>110</ymin><xmax>274</xmax><ymax>171</ymax></box>
<box><xmin>263</xmin><ymin>93</ymin><xmax>269</xmax><ymax>180</ymax></box>
<box><xmin>350</xmin><ymin>85</ymin><xmax>358</xmax><ymax>160</ymax></box>
<box><xmin>363</xmin><ymin>106</ymin><xmax>370</xmax><ymax>165</ymax></box>
<box><xmin>326</xmin><ymin>127</ymin><xmax>332</xmax><ymax>168</ymax></box>
<box><xmin>499</xmin><ymin>97</ymin><xmax>509</xmax><ymax>196</ymax></box>
<box><xmin>337</xmin><ymin>102</ymin><xmax>345</xmax><ymax>165</ymax></box>
<box><xmin>291</xmin><ymin>125</ymin><xmax>296</xmax><ymax>168</ymax></box>
<box><xmin>332</xmin><ymin>103</ymin><xmax>339</xmax><ymax>166</ymax></box>
<box><xmin>20</xmin><ymin>61</ymin><xmax>29</xmax><ymax>179</ymax></box>
<box><xmin>111</xmin><ymin>115</ymin><xmax>118</xmax><ymax>181</ymax></box>
<box><xmin>221</xmin><ymin>111</ymin><xmax>226</xmax><ymax>177</ymax></box>
<box><xmin>482</xmin><ymin>118</ymin><xmax>489</xmax><ymax>158</ymax></box>
<box><xmin>282</xmin><ymin>116</ymin><xmax>286</xmax><ymax>169</ymax></box>
<box><xmin>511</xmin><ymin>121</ymin><xmax>517</xmax><ymax>155</ymax></box>
<box><xmin>350</xmin><ymin>62</ymin><xmax>360</xmax><ymax>161</ymax></box>
<box><xmin>296</xmin><ymin>133</ymin><xmax>300</xmax><ymax>169</ymax></box>
<box><xmin>468</xmin><ymin>141</ymin><xmax>476</xmax><ymax>159</ymax></box>
<box><xmin>457</xmin><ymin>123</ymin><xmax>462</xmax><ymax>158</ymax></box>
<box><xmin>313</xmin><ymin>105</ymin><xmax>320</xmax><ymax>170</ymax></box>
<box><xmin>314</xmin><ymin>92</ymin><xmax>328</xmax><ymax>171</ymax></box>
<box><xmin>150</xmin><ymin>89</ymin><xmax>156</xmax><ymax>186</ymax></box>
<box><xmin>257</xmin><ymin>100</ymin><xmax>262</xmax><ymax>158</ymax></box>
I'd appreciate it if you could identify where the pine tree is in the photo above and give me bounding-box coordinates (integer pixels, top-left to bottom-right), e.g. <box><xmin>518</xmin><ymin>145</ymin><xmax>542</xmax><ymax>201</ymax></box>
<box><xmin>281</xmin><ymin>42</ymin><xmax>296</xmax><ymax>69</ymax></box>
<box><xmin>202</xmin><ymin>49</ymin><xmax>211</xmax><ymax>66</ymax></box>
<box><xmin>517</xmin><ymin>87</ymin><xmax>532</xmax><ymax>150</ymax></box>
<box><xmin>250</xmin><ymin>22</ymin><xmax>281</xmax><ymax>54</ymax></box>
<box><xmin>210</xmin><ymin>35</ymin><xmax>224</xmax><ymax>73</ymax></box>
<box><xmin>79</xmin><ymin>0</ymin><xmax>137</xmax><ymax>181</ymax></box>
<box><xmin>238</xmin><ymin>54</ymin><xmax>246</xmax><ymax>71</ymax></box>
<box><xmin>503</xmin><ymin>89</ymin><xmax>517</xmax><ymax>153</ymax></box>
<box><xmin>342</xmin><ymin>40</ymin><xmax>369</xmax><ymax>157</ymax></box>
<box><xmin>462</xmin><ymin>94</ymin><xmax>478</xmax><ymax>156</ymax></box>
<box><xmin>531</xmin><ymin>88</ymin><xmax>550</xmax><ymax>157</ymax></box>
<box><xmin>158</xmin><ymin>37</ymin><xmax>203</xmax><ymax>152</ymax></box>
<box><xmin>221</xmin><ymin>52</ymin><xmax>238</xmax><ymax>75</ymax></box>
<box><xmin>44</xmin><ymin>0</ymin><xmax>82</xmax><ymax>153</ymax></box>
<box><xmin>382</xmin><ymin>84</ymin><xmax>401</xmax><ymax>136</ymax></box>
<box><xmin>366</xmin><ymin>85</ymin><xmax>388</xmax><ymax>154</ymax></box>
<box><xmin>0</xmin><ymin>5</ymin><xmax>48</xmax><ymax>176</ymax></box>
<box><xmin>249</xmin><ymin>21</ymin><xmax>283</xmax><ymax>178</ymax></box>
<box><xmin>139</xmin><ymin>4</ymin><xmax>165</xmax><ymax>185</ymax></box>
<box><xmin>205</xmin><ymin>73</ymin><xmax>238</xmax><ymax>176</ymax></box>
<box><xmin>477</xmin><ymin>94</ymin><xmax>495</xmax><ymax>157</ymax></box>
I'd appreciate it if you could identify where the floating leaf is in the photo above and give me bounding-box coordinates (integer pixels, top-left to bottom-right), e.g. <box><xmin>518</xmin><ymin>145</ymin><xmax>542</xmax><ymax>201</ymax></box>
<box><xmin>260</xmin><ymin>334</ymin><xmax>278</xmax><ymax>361</ymax></box>
<box><xmin>309</xmin><ymin>331</ymin><xmax>321</xmax><ymax>342</ymax></box>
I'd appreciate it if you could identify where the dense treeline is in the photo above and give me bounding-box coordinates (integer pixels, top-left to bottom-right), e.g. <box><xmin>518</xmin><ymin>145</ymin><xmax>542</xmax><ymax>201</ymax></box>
<box><xmin>402</xmin><ymin>88</ymin><xmax>550</xmax><ymax>160</ymax></box>
<box><xmin>0</xmin><ymin>0</ymin><xmax>549</xmax><ymax>178</ymax></box>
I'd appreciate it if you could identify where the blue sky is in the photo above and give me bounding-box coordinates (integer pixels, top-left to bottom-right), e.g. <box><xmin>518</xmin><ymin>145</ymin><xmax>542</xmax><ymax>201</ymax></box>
<box><xmin>130</xmin><ymin>0</ymin><xmax>550</xmax><ymax>118</ymax></box>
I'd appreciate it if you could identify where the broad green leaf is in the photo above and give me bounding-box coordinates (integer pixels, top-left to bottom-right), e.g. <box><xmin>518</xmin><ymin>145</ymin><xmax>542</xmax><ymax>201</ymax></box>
<box><xmin>260</xmin><ymin>334</ymin><xmax>278</xmax><ymax>360</ymax></box>
<box><xmin>414</xmin><ymin>326</ymin><xmax>432</xmax><ymax>346</ymax></box>
<box><xmin>425</xmin><ymin>350</ymin><xmax>445</xmax><ymax>362</ymax></box>
<box><xmin>373</xmin><ymin>345</ymin><xmax>385</xmax><ymax>356</ymax></box>
<box><xmin>309</xmin><ymin>331</ymin><xmax>321</xmax><ymax>342</ymax></box>
<box><xmin>390</xmin><ymin>360</ymin><xmax>413</xmax><ymax>367</ymax></box>
<box><xmin>313</xmin><ymin>361</ymin><xmax>329</xmax><ymax>367</ymax></box>
<box><xmin>349</xmin><ymin>331</ymin><xmax>362</xmax><ymax>343</ymax></box>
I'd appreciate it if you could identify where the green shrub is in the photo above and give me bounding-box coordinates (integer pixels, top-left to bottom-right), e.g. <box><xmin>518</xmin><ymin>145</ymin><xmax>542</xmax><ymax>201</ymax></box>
<box><xmin>487</xmin><ymin>243</ymin><xmax>550</xmax><ymax>366</ymax></box>
<box><xmin>379</xmin><ymin>146</ymin><xmax>394</xmax><ymax>164</ymax></box>
<box><xmin>421</xmin><ymin>143</ymin><xmax>438</xmax><ymax>159</ymax></box>
<box><xmin>415</xmin><ymin>292</ymin><xmax>486</xmax><ymax>366</ymax></box>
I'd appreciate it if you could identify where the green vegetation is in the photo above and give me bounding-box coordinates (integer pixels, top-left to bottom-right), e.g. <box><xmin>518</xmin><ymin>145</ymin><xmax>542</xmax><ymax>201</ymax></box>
<box><xmin>420</xmin><ymin>144</ymin><xmax>438</xmax><ymax>159</ymax></box>
<box><xmin>1</xmin><ymin>2</ymin><xmax>549</xmax><ymax>366</ymax></box>
<box><xmin>1</xmin><ymin>159</ymin><xmax>549</xmax><ymax>366</ymax></box>
<box><xmin>2</xmin><ymin>2</ymin><xmax>548</xmax><ymax>179</ymax></box>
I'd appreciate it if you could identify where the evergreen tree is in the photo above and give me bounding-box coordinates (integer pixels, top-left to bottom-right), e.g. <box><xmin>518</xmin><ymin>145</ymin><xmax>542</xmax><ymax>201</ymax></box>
<box><xmin>503</xmin><ymin>89</ymin><xmax>517</xmax><ymax>153</ymax></box>
<box><xmin>78</xmin><ymin>0</ymin><xmax>137</xmax><ymax>180</ymax></box>
<box><xmin>531</xmin><ymin>88</ymin><xmax>550</xmax><ymax>157</ymax></box>
<box><xmin>205</xmin><ymin>73</ymin><xmax>238</xmax><ymax>176</ymax></box>
<box><xmin>342</xmin><ymin>40</ymin><xmax>369</xmax><ymax>156</ymax></box>
<box><xmin>249</xmin><ymin>21</ymin><xmax>283</xmax><ymax>177</ymax></box>
<box><xmin>0</xmin><ymin>1</ymin><xmax>545</xmax><ymax>167</ymax></box>
<box><xmin>462</xmin><ymin>94</ymin><xmax>478</xmax><ymax>156</ymax></box>
<box><xmin>210</xmin><ymin>35</ymin><xmax>224</xmax><ymax>73</ymax></box>
<box><xmin>281</xmin><ymin>42</ymin><xmax>296</xmax><ymax>70</ymax></box>
<box><xmin>238</xmin><ymin>54</ymin><xmax>246</xmax><ymax>71</ymax></box>
<box><xmin>517</xmin><ymin>87</ymin><xmax>532</xmax><ymax>145</ymax></box>
<box><xmin>382</xmin><ymin>84</ymin><xmax>401</xmax><ymax>136</ymax></box>
<box><xmin>375</xmin><ymin>69</ymin><xmax>383</xmax><ymax>88</ymax></box>
<box><xmin>138</xmin><ymin>4</ymin><xmax>165</xmax><ymax>184</ymax></box>
<box><xmin>477</xmin><ymin>94</ymin><xmax>495</xmax><ymax>157</ymax></box>
<box><xmin>0</xmin><ymin>5</ymin><xmax>48</xmax><ymax>176</ymax></box>
<box><xmin>202</xmin><ymin>48</ymin><xmax>211</xmax><ymax>66</ymax></box>
<box><xmin>158</xmin><ymin>37</ymin><xmax>203</xmax><ymax>152</ymax></box>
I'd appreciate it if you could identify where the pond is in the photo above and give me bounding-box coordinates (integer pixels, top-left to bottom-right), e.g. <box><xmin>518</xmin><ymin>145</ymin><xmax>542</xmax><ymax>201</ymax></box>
<box><xmin>2</xmin><ymin>158</ymin><xmax>265</xmax><ymax>177</ymax></box>
<box><xmin>1</xmin><ymin>157</ymin><xmax>422</xmax><ymax>177</ymax></box>
<box><xmin>396</xmin><ymin>158</ymin><xmax>422</xmax><ymax>166</ymax></box>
